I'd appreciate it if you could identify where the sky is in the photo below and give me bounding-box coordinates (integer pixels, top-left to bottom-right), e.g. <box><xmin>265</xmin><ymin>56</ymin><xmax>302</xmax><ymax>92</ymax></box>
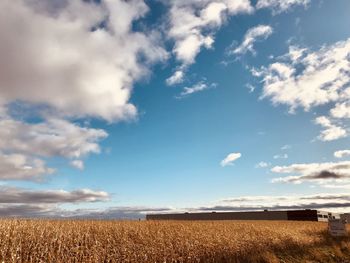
<box><xmin>0</xmin><ymin>0</ymin><xmax>350</xmax><ymax>218</ymax></box>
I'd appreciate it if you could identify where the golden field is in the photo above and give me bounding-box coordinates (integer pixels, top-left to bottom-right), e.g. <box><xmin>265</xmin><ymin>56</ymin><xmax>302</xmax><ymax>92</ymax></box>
<box><xmin>0</xmin><ymin>219</ymin><xmax>349</xmax><ymax>263</ymax></box>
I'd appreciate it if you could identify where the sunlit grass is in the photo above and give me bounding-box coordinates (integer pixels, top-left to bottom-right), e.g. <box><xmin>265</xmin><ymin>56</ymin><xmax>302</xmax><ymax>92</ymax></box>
<box><xmin>0</xmin><ymin>219</ymin><xmax>349</xmax><ymax>262</ymax></box>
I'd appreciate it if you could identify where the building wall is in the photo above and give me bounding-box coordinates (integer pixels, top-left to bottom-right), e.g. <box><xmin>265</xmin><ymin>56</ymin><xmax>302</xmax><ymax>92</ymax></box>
<box><xmin>147</xmin><ymin>211</ymin><xmax>289</xmax><ymax>221</ymax></box>
<box><xmin>146</xmin><ymin>210</ymin><xmax>339</xmax><ymax>222</ymax></box>
<box><xmin>287</xmin><ymin>210</ymin><xmax>318</xmax><ymax>221</ymax></box>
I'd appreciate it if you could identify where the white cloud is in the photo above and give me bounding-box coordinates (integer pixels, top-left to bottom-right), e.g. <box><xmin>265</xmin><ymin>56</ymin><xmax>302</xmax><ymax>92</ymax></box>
<box><xmin>0</xmin><ymin>0</ymin><xmax>169</xmax><ymax>181</ymax></box>
<box><xmin>273</xmin><ymin>153</ymin><xmax>288</xmax><ymax>159</ymax></box>
<box><xmin>281</xmin><ymin>144</ymin><xmax>291</xmax><ymax>150</ymax></box>
<box><xmin>221</xmin><ymin>152</ymin><xmax>242</xmax><ymax>167</ymax></box>
<box><xmin>253</xmin><ymin>39</ymin><xmax>350</xmax><ymax>141</ymax></box>
<box><xmin>70</xmin><ymin>160</ymin><xmax>84</xmax><ymax>170</ymax></box>
<box><xmin>331</xmin><ymin>102</ymin><xmax>350</xmax><ymax>119</ymax></box>
<box><xmin>255</xmin><ymin>161</ymin><xmax>271</xmax><ymax>168</ymax></box>
<box><xmin>246</xmin><ymin>83</ymin><xmax>256</xmax><ymax>93</ymax></box>
<box><xmin>0</xmin><ymin>0</ymin><xmax>167</xmax><ymax>122</ymax></box>
<box><xmin>271</xmin><ymin>161</ymin><xmax>350</xmax><ymax>185</ymax></box>
<box><xmin>0</xmin><ymin>116</ymin><xmax>107</xmax><ymax>160</ymax></box>
<box><xmin>166</xmin><ymin>70</ymin><xmax>185</xmax><ymax>86</ymax></box>
<box><xmin>256</xmin><ymin>0</ymin><xmax>310</xmax><ymax>13</ymax></box>
<box><xmin>166</xmin><ymin>0</ymin><xmax>253</xmax><ymax>83</ymax></box>
<box><xmin>314</xmin><ymin>116</ymin><xmax>347</xmax><ymax>141</ymax></box>
<box><xmin>177</xmin><ymin>82</ymin><xmax>216</xmax><ymax>98</ymax></box>
<box><xmin>0</xmin><ymin>111</ymin><xmax>106</xmax><ymax>180</ymax></box>
<box><xmin>256</xmin><ymin>39</ymin><xmax>350</xmax><ymax>112</ymax></box>
<box><xmin>232</xmin><ymin>25</ymin><xmax>273</xmax><ymax>55</ymax></box>
<box><xmin>334</xmin><ymin>150</ymin><xmax>350</xmax><ymax>159</ymax></box>
<box><xmin>0</xmin><ymin>152</ymin><xmax>54</xmax><ymax>181</ymax></box>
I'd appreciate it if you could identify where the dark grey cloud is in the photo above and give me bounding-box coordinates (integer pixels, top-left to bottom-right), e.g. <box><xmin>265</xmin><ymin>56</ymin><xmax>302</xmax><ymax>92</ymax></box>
<box><xmin>310</xmin><ymin>170</ymin><xmax>344</xmax><ymax>179</ymax></box>
<box><xmin>1</xmin><ymin>192</ymin><xmax>349</xmax><ymax>219</ymax></box>
<box><xmin>196</xmin><ymin>203</ymin><xmax>350</xmax><ymax>212</ymax></box>
<box><xmin>0</xmin><ymin>187</ymin><xmax>109</xmax><ymax>204</ymax></box>
<box><xmin>0</xmin><ymin>204</ymin><xmax>54</xmax><ymax>217</ymax></box>
<box><xmin>271</xmin><ymin>161</ymin><xmax>350</xmax><ymax>185</ymax></box>
<box><xmin>300</xmin><ymin>194</ymin><xmax>350</xmax><ymax>200</ymax></box>
<box><xmin>0</xmin><ymin>205</ymin><xmax>172</xmax><ymax>219</ymax></box>
<box><xmin>194</xmin><ymin>193</ymin><xmax>350</xmax><ymax>213</ymax></box>
<box><xmin>220</xmin><ymin>196</ymin><xmax>289</xmax><ymax>203</ymax></box>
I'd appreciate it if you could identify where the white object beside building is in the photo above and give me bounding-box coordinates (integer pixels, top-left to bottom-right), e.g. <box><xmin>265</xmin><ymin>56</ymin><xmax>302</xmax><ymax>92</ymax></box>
<box><xmin>328</xmin><ymin>219</ymin><xmax>348</xmax><ymax>237</ymax></box>
<box><xmin>341</xmin><ymin>213</ymin><xmax>350</xmax><ymax>223</ymax></box>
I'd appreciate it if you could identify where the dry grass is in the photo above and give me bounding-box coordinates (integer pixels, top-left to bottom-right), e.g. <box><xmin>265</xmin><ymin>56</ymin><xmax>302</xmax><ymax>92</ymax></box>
<box><xmin>0</xmin><ymin>219</ymin><xmax>349</xmax><ymax>263</ymax></box>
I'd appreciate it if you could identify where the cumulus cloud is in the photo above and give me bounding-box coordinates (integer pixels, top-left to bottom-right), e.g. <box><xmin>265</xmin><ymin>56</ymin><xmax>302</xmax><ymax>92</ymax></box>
<box><xmin>256</xmin><ymin>0</ymin><xmax>310</xmax><ymax>13</ymax></box>
<box><xmin>271</xmin><ymin>161</ymin><xmax>350</xmax><ymax>185</ymax></box>
<box><xmin>0</xmin><ymin>0</ymin><xmax>170</xmax><ymax>181</ymax></box>
<box><xmin>231</xmin><ymin>25</ymin><xmax>273</xmax><ymax>55</ymax></box>
<box><xmin>0</xmin><ymin>152</ymin><xmax>54</xmax><ymax>181</ymax></box>
<box><xmin>0</xmin><ymin>116</ymin><xmax>107</xmax><ymax>160</ymax></box>
<box><xmin>331</xmin><ymin>102</ymin><xmax>350</xmax><ymax>119</ymax></box>
<box><xmin>256</xmin><ymin>40</ymin><xmax>350</xmax><ymax>112</ymax></box>
<box><xmin>253</xmin><ymin>39</ymin><xmax>350</xmax><ymax>141</ymax></box>
<box><xmin>221</xmin><ymin>152</ymin><xmax>242</xmax><ymax>167</ymax></box>
<box><xmin>165</xmin><ymin>0</ymin><xmax>253</xmax><ymax>84</ymax></box>
<box><xmin>334</xmin><ymin>150</ymin><xmax>350</xmax><ymax>159</ymax></box>
<box><xmin>314</xmin><ymin>116</ymin><xmax>347</xmax><ymax>141</ymax></box>
<box><xmin>0</xmin><ymin>0</ymin><xmax>167</xmax><ymax>122</ymax></box>
<box><xmin>0</xmin><ymin>112</ymin><xmax>106</xmax><ymax>180</ymax></box>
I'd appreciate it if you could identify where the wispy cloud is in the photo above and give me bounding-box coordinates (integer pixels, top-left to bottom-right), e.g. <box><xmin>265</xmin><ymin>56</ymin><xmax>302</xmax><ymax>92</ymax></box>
<box><xmin>166</xmin><ymin>70</ymin><xmax>185</xmax><ymax>86</ymax></box>
<box><xmin>281</xmin><ymin>145</ymin><xmax>291</xmax><ymax>150</ymax></box>
<box><xmin>273</xmin><ymin>154</ymin><xmax>288</xmax><ymax>159</ymax></box>
<box><xmin>255</xmin><ymin>161</ymin><xmax>271</xmax><ymax>168</ymax></box>
<box><xmin>221</xmin><ymin>152</ymin><xmax>242</xmax><ymax>167</ymax></box>
<box><xmin>177</xmin><ymin>82</ymin><xmax>216</xmax><ymax>98</ymax></box>
<box><xmin>70</xmin><ymin>160</ymin><xmax>84</xmax><ymax>170</ymax></box>
<box><xmin>231</xmin><ymin>25</ymin><xmax>273</xmax><ymax>55</ymax></box>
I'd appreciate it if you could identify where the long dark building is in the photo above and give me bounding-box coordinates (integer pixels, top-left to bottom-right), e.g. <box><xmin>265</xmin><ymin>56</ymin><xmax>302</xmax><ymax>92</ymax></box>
<box><xmin>146</xmin><ymin>210</ymin><xmax>340</xmax><ymax>222</ymax></box>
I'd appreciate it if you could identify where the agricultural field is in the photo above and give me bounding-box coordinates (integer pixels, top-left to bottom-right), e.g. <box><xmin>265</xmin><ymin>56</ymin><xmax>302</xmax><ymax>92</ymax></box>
<box><xmin>0</xmin><ymin>219</ymin><xmax>349</xmax><ymax>263</ymax></box>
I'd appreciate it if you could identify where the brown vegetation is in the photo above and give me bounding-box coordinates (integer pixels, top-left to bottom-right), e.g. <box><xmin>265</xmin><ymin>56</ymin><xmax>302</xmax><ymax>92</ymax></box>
<box><xmin>0</xmin><ymin>219</ymin><xmax>349</xmax><ymax>262</ymax></box>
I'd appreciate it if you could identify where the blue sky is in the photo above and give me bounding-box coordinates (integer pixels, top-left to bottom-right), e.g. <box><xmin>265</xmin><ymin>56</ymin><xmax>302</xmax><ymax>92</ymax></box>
<box><xmin>0</xmin><ymin>0</ymin><xmax>350</xmax><ymax>218</ymax></box>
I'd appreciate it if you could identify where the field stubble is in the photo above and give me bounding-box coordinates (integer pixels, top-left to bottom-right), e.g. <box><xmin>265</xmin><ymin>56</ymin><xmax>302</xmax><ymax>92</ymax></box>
<box><xmin>0</xmin><ymin>219</ymin><xmax>349</xmax><ymax>263</ymax></box>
